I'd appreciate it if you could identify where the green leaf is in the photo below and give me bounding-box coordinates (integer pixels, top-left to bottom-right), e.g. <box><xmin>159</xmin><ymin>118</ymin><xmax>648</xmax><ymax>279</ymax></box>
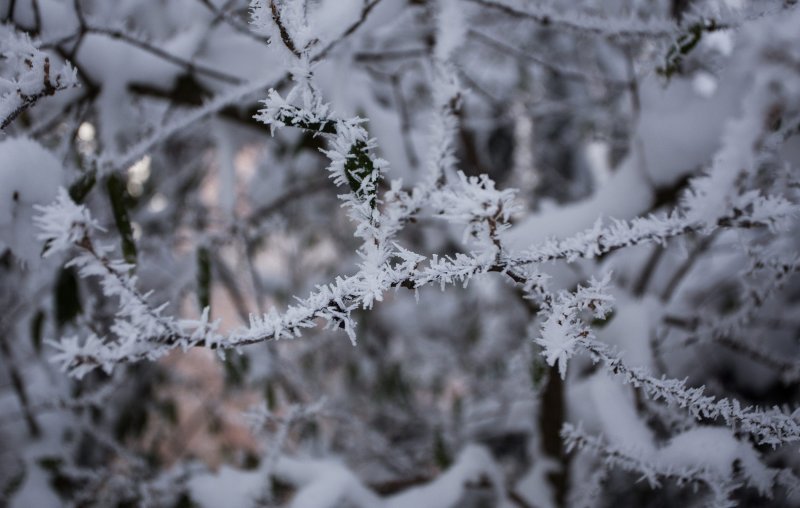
<box><xmin>275</xmin><ymin>107</ymin><xmax>337</xmax><ymax>135</ymax></box>
<box><xmin>344</xmin><ymin>139</ymin><xmax>377</xmax><ymax>208</ymax></box>
<box><xmin>37</xmin><ymin>456</ymin><xmax>63</xmax><ymax>473</ymax></box>
<box><xmin>172</xmin><ymin>492</ymin><xmax>199</xmax><ymax>508</ymax></box>
<box><xmin>37</xmin><ymin>456</ymin><xmax>75</xmax><ymax>497</ymax></box>
<box><xmin>29</xmin><ymin>309</ymin><xmax>45</xmax><ymax>353</ymax></box>
<box><xmin>106</xmin><ymin>173</ymin><xmax>137</xmax><ymax>266</ymax></box>
<box><xmin>530</xmin><ymin>354</ymin><xmax>548</xmax><ymax>389</ymax></box>
<box><xmin>270</xmin><ymin>477</ymin><xmax>294</xmax><ymax>502</ymax></box>
<box><xmin>54</xmin><ymin>266</ymin><xmax>82</xmax><ymax>328</ymax></box>
<box><xmin>196</xmin><ymin>246</ymin><xmax>212</xmax><ymax>312</ymax></box>
<box><xmin>452</xmin><ymin>394</ymin><xmax>463</xmax><ymax>422</ymax></box>
<box><xmin>242</xmin><ymin>452</ymin><xmax>261</xmax><ymax>471</ymax></box>
<box><xmin>223</xmin><ymin>353</ymin><xmax>249</xmax><ymax>387</ymax></box>
<box><xmin>172</xmin><ymin>493</ymin><xmax>200</xmax><ymax>508</ymax></box>
<box><xmin>68</xmin><ymin>168</ymin><xmax>96</xmax><ymax>204</ymax></box>
<box><xmin>433</xmin><ymin>429</ymin><xmax>452</xmax><ymax>469</ymax></box>
<box><xmin>265</xmin><ymin>381</ymin><xmax>277</xmax><ymax>410</ymax></box>
<box><xmin>375</xmin><ymin>362</ymin><xmax>410</xmax><ymax>403</ymax></box>
<box><xmin>156</xmin><ymin>398</ymin><xmax>179</xmax><ymax>425</ymax></box>
<box><xmin>591</xmin><ymin>309</ymin><xmax>615</xmax><ymax>328</ymax></box>
<box><xmin>114</xmin><ymin>400</ymin><xmax>149</xmax><ymax>440</ymax></box>
<box><xmin>657</xmin><ymin>21</ymin><xmax>719</xmax><ymax>79</ymax></box>
<box><xmin>272</xmin><ymin>107</ymin><xmax>379</xmax><ymax>207</ymax></box>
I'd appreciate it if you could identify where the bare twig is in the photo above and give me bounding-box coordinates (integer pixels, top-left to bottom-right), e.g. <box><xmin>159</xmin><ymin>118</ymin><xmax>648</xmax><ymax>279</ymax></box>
<box><xmin>85</xmin><ymin>26</ymin><xmax>244</xmax><ymax>85</ymax></box>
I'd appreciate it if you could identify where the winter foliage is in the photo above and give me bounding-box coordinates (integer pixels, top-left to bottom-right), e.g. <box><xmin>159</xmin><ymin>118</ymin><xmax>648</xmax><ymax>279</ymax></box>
<box><xmin>2</xmin><ymin>0</ymin><xmax>800</xmax><ymax>507</ymax></box>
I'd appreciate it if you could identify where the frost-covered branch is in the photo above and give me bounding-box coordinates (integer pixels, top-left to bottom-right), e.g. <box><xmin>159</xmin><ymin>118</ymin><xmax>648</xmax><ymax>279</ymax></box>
<box><xmin>563</xmin><ymin>425</ymin><xmax>743</xmax><ymax>508</ymax></box>
<box><xmin>0</xmin><ymin>25</ymin><xmax>78</xmax><ymax>129</ymax></box>
<box><xmin>585</xmin><ymin>339</ymin><xmax>800</xmax><ymax>446</ymax></box>
<box><xmin>35</xmin><ymin>189</ymin><xmax>222</xmax><ymax>377</ymax></box>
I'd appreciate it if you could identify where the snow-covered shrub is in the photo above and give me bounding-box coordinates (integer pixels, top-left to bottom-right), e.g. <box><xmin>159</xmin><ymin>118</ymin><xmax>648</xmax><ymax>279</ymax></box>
<box><xmin>1</xmin><ymin>1</ymin><xmax>800</xmax><ymax>507</ymax></box>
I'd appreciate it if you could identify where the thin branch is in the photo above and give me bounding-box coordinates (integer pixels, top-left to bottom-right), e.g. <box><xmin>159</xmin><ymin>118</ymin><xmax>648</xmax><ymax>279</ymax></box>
<box><xmin>85</xmin><ymin>25</ymin><xmax>244</xmax><ymax>85</ymax></box>
<box><xmin>1</xmin><ymin>56</ymin><xmax>79</xmax><ymax>130</ymax></box>
<box><xmin>353</xmin><ymin>47</ymin><xmax>428</xmax><ymax>63</ymax></box>
<box><xmin>660</xmin><ymin>231</ymin><xmax>718</xmax><ymax>301</ymax></box>
<box><xmin>195</xmin><ymin>0</ymin><xmax>269</xmax><ymax>45</ymax></box>
<box><xmin>269</xmin><ymin>0</ymin><xmax>301</xmax><ymax>57</ymax></box>
<box><xmin>631</xmin><ymin>245</ymin><xmax>664</xmax><ymax>297</ymax></box>
<box><xmin>95</xmin><ymin>0</ymin><xmax>384</xmax><ymax>175</ymax></box>
<box><xmin>466</xmin><ymin>0</ymin><xmax>676</xmax><ymax>39</ymax></box>
<box><xmin>4</xmin><ymin>0</ymin><xmax>16</xmax><ymax>22</ymax></box>
<box><xmin>390</xmin><ymin>72</ymin><xmax>420</xmax><ymax>169</ymax></box>
<box><xmin>0</xmin><ymin>334</ymin><xmax>40</xmax><ymax>437</ymax></box>
<box><xmin>468</xmin><ymin>29</ymin><xmax>630</xmax><ymax>90</ymax></box>
<box><xmin>312</xmin><ymin>0</ymin><xmax>384</xmax><ymax>61</ymax></box>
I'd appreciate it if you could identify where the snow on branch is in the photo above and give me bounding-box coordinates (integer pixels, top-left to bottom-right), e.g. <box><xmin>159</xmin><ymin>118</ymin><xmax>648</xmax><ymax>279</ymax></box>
<box><xmin>529</xmin><ymin>271</ymin><xmax>800</xmax><ymax>447</ymax></box>
<box><xmin>35</xmin><ymin>190</ymin><xmax>222</xmax><ymax>377</ymax></box>
<box><xmin>513</xmin><ymin>205</ymin><xmax>796</xmax><ymax>266</ymax></box>
<box><xmin>0</xmin><ymin>25</ymin><xmax>78</xmax><ymax>129</ymax></box>
<box><xmin>577</xmin><ymin>336</ymin><xmax>800</xmax><ymax>447</ymax></box>
<box><xmin>562</xmin><ymin>424</ymin><xmax>770</xmax><ymax>508</ymax></box>
<box><xmin>35</xmin><ymin>188</ymin><xmax>102</xmax><ymax>256</ymax></box>
<box><xmin>30</xmin><ymin>3</ymin><xmax>800</xmax><ymax>403</ymax></box>
<box><xmin>33</xmin><ymin>188</ymin><xmax>427</xmax><ymax>375</ymax></box>
<box><xmin>255</xmin><ymin>57</ymin><xmax>385</xmax><ymax>216</ymax></box>
<box><xmin>35</xmin><ymin>145</ymin><xmax>796</xmax><ymax>382</ymax></box>
<box><xmin>535</xmin><ymin>275</ymin><xmax>614</xmax><ymax>378</ymax></box>
<box><xmin>666</xmin><ymin>252</ymin><xmax>800</xmax><ymax>381</ymax></box>
<box><xmin>684</xmin><ymin>11</ymin><xmax>800</xmax><ymax>230</ymax></box>
<box><xmin>266</xmin><ymin>444</ymin><xmax>508</xmax><ymax>508</ymax></box>
<box><xmin>431</xmin><ymin>171</ymin><xmax>519</xmax><ymax>245</ymax></box>
<box><xmin>414</xmin><ymin>201</ymin><xmax>794</xmax><ymax>295</ymax></box>
<box><xmin>251</xmin><ymin>0</ymin><xmax>314</xmax><ymax>58</ymax></box>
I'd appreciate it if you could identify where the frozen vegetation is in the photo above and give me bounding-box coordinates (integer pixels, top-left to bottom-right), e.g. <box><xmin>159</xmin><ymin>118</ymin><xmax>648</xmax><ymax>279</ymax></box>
<box><xmin>1</xmin><ymin>0</ymin><xmax>800</xmax><ymax>507</ymax></box>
